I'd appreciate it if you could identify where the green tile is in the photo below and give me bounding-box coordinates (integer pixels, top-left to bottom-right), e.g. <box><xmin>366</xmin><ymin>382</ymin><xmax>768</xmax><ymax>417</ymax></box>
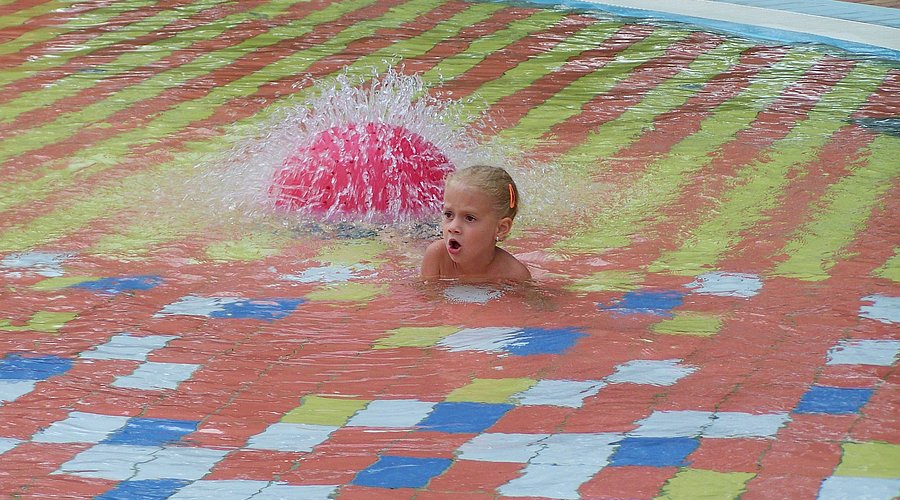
<box><xmin>565</xmin><ymin>270</ymin><xmax>643</xmax><ymax>293</ymax></box>
<box><xmin>657</xmin><ymin>469</ymin><xmax>755</xmax><ymax>499</ymax></box>
<box><xmin>652</xmin><ymin>312</ymin><xmax>723</xmax><ymax>336</ymax></box>
<box><xmin>0</xmin><ymin>311</ymin><xmax>78</xmax><ymax>334</ymax></box>
<box><xmin>374</xmin><ymin>326</ymin><xmax>459</xmax><ymax>349</ymax></box>
<box><xmin>282</xmin><ymin>395</ymin><xmax>370</xmax><ymax>426</ymax></box>
<box><xmin>446</xmin><ymin>378</ymin><xmax>536</xmax><ymax>403</ymax></box>
<box><xmin>306</xmin><ymin>283</ymin><xmax>387</xmax><ymax>302</ymax></box>
<box><xmin>835</xmin><ymin>442</ymin><xmax>900</xmax><ymax>478</ymax></box>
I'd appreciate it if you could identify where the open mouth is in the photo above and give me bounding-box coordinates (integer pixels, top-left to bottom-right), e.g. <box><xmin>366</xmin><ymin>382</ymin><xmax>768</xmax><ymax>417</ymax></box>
<box><xmin>448</xmin><ymin>239</ymin><xmax>461</xmax><ymax>253</ymax></box>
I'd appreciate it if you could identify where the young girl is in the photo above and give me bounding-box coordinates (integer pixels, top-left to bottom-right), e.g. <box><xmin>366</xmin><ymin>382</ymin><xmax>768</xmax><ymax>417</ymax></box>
<box><xmin>421</xmin><ymin>165</ymin><xmax>531</xmax><ymax>282</ymax></box>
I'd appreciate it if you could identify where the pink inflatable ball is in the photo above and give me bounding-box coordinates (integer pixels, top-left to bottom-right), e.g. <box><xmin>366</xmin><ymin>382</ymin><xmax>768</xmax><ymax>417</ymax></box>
<box><xmin>270</xmin><ymin>121</ymin><xmax>454</xmax><ymax>220</ymax></box>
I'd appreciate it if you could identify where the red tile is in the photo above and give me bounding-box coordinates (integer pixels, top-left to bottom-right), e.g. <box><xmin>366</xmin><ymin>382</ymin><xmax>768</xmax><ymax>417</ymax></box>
<box><xmin>488</xmin><ymin>405</ymin><xmax>573</xmax><ymax>434</ymax></box>
<box><xmin>72</xmin><ymin>388</ymin><xmax>162</xmax><ymax>416</ymax></box>
<box><xmin>778</xmin><ymin>413</ymin><xmax>856</xmax><ymax>441</ymax></box>
<box><xmin>313</xmin><ymin>428</ymin><xmax>410</xmax><ymax>456</ymax></box>
<box><xmin>742</xmin><ymin>473</ymin><xmax>827</xmax><ymax>500</ymax></box>
<box><xmin>718</xmin><ymin>380</ymin><xmax>807</xmax><ymax>413</ymax></box>
<box><xmin>416</xmin><ymin>492</ymin><xmax>495</xmax><ymax>500</ymax></box>
<box><xmin>142</xmin><ymin>385</ymin><xmax>237</xmax><ymax>421</ymax></box>
<box><xmin>0</xmin><ymin>442</ymin><xmax>91</xmax><ymax>489</ymax></box>
<box><xmin>815</xmin><ymin>364</ymin><xmax>888</xmax><ymax>388</ymax></box>
<box><xmin>563</xmin><ymin>384</ymin><xmax>658</xmax><ymax>433</ymax></box>
<box><xmin>687</xmin><ymin>438</ymin><xmax>770</xmax><ymax>473</ymax></box>
<box><xmin>378</xmin><ymin>431</ymin><xmax>472</xmax><ymax>459</ymax></box>
<box><xmin>187</xmin><ymin>417</ymin><xmax>272</xmax><ymax>448</ymax></box>
<box><xmin>849</xmin><ymin>380</ymin><xmax>899</xmax><ymax>442</ymax></box>
<box><xmin>652</xmin><ymin>375</ymin><xmax>737</xmax><ymax>413</ymax></box>
<box><xmin>281</xmin><ymin>453</ymin><xmax>379</xmax><ymax>484</ymax></box>
<box><xmin>426</xmin><ymin>459</ymin><xmax>524</xmax><ymax>493</ymax></box>
<box><xmin>336</xmin><ymin>485</ymin><xmax>418</xmax><ymax>499</ymax></box>
<box><xmin>10</xmin><ymin>475</ymin><xmax>114</xmax><ymax>498</ymax></box>
<box><xmin>755</xmin><ymin>438</ymin><xmax>841</xmax><ymax>479</ymax></box>
<box><xmin>206</xmin><ymin>449</ymin><xmax>305</xmax><ymax>481</ymax></box>
<box><xmin>0</xmin><ymin>405</ymin><xmax>71</xmax><ymax>439</ymax></box>
<box><xmin>578</xmin><ymin>465</ymin><xmax>677</xmax><ymax>499</ymax></box>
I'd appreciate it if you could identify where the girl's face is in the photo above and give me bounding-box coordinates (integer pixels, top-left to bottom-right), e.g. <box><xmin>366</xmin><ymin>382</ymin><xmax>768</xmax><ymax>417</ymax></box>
<box><xmin>441</xmin><ymin>182</ymin><xmax>510</xmax><ymax>269</ymax></box>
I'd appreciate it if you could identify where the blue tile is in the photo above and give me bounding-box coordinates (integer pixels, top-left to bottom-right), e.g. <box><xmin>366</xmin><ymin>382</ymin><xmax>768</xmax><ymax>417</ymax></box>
<box><xmin>609</xmin><ymin>437</ymin><xmax>698</xmax><ymax>467</ymax></box>
<box><xmin>794</xmin><ymin>386</ymin><xmax>873</xmax><ymax>415</ymax></box>
<box><xmin>209</xmin><ymin>298</ymin><xmax>304</xmax><ymax>321</ymax></box>
<box><xmin>73</xmin><ymin>276</ymin><xmax>163</xmax><ymax>294</ymax></box>
<box><xmin>0</xmin><ymin>353</ymin><xmax>72</xmax><ymax>380</ymax></box>
<box><xmin>103</xmin><ymin>417</ymin><xmax>198</xmax><ymax>446</ymax></box>
<box><xmin>416</xmin><ymin>402</ymin><xmax>512</xmax><ymax>434</ymax></box>
<box><xmin>599</xmin><ymin>290</ymin><xmax>685</xmax><ymax>317</ymax></box>
<box><xmin>96</xmin><ymin>479</ymin><xmax>190</xmax><ymax>500</ymax></box>
<box><xmin>504</xmin><ymin>327</ymin><xmax>586</xmax><ymax>356</ymax></box>
<box><xmin>352</xmin><ymin>456</ymin><xmax>451</xmax><ymax>488</ymax></box>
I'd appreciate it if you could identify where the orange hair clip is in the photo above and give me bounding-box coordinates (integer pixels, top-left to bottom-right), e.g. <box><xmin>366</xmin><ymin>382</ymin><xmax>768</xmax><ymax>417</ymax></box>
<box><xmin>508</xmin><ymin>183</ymin><xmax>516</xmax><ymax>209</ymax></box>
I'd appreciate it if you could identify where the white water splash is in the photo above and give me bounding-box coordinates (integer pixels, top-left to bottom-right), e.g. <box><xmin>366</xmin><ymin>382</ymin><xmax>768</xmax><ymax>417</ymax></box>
<box><xmin>185</xmin><ymin>67</ymin><xmax>499</xmax><ymax>227</ymax></box>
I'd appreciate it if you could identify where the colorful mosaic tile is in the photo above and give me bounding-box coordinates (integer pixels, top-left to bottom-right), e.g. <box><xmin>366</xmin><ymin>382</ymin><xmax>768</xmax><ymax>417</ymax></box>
<box><xmin>859</xmin><ymin>295</ymin><xmax>899</xmax><ymax>324</ymax></box>
<box><xmin>685</xmin><ymin>271</ymin><xmax>763</xmax><ymax>298</ymax></box>
<box><xmin>0</xmin><ymin>251</ymin><xmax>73</xmax><ymax>277</ymax></box>
<box><xmin>599</xmin><ymin>290</ymin><xmax>686</xmax><ymax>317</ymax></box>
<box><xmin>155</xmin><ymin>296</ymin><xmax>304</xmax><ymax>320</ymax></box>
<box><xmin>794</xmin><ymin>386</ymin><xmax>874</xmax><ymax>415</ymax></box>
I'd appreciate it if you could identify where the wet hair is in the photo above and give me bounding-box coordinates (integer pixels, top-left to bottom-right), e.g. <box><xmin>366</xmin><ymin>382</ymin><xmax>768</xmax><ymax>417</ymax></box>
<box><xmin>445</xmin><ymin>165</ymin><xmax>519</xmax><ymax>220</ymax></box>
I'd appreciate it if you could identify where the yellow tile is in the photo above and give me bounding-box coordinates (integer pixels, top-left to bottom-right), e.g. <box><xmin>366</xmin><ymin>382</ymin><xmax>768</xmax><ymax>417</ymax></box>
<box><xmin>446</xmin><ymin>378</ymin><xmax>537</xmax><ymax>403</ymax></box>
<box><xmin>374</xmin><ymin>326</ymin><xmax>459</xmax><ymax>349</ymax></box>
<box><xmin>281</xmin><ymin>395</ymin><xmax>370</xmax><ymax>426</ymax></box>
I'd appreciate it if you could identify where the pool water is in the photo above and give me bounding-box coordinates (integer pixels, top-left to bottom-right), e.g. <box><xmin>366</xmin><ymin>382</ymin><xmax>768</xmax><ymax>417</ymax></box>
<box><xmin>0</xmin><ymin>0</ymin><xmax>898</xmax><ymax>498</ymax></box>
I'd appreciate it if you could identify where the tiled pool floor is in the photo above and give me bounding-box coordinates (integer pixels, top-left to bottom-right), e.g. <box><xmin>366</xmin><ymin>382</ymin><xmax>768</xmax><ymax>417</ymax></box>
<box><xmin>0</xmin><ymin>0</ymin><xmax>898</xmax><ymax>498</ymax></box>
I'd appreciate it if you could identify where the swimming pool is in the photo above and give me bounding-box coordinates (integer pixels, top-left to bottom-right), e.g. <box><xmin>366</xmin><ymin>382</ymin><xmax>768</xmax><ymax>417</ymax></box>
<box><xmin>0</xmin><ymin>0</ymin><xmax>897</xmax><ymax>498</ymax></box>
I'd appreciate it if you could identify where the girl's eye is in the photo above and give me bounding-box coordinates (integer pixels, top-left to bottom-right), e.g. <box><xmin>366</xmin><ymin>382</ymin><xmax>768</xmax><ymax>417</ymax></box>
<box><xmin>443</xmin><ymin>211</ymin><xmax>452</xmax><ymax>219</ymax></box>
<box><xmin>465</xmin><ymin>215</ymin><xmax>476</xmax><ymax>222</ymax></box>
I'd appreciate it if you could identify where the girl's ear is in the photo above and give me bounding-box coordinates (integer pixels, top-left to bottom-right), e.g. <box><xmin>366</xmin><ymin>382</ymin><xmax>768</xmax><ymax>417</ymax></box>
<box><xmin>496</xmin><ymin>217</ymin><xmax>513</xmax><ymax>241</ymax></box>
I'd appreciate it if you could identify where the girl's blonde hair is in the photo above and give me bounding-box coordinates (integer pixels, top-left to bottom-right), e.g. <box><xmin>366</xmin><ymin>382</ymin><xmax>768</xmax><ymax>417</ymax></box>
<box><xmin>445</xmin><ymin>165</ymin><xmax>519</xmax><ymax>219</ymax></box>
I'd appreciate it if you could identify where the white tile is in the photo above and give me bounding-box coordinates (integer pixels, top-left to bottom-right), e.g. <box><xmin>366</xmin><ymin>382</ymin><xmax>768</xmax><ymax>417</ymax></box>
<box><xmin>686</xmin><ymin>272</ymin><xmax>762</xmax><ymax>298</ymax></box>
<box><xmin>629</xmin><ymin>410</ymin><xmax>714</xmax><ymax>437</ymax></box>
<box><xmin>0</xmin><ymin>437</ymin><xmax>21</xmax><ymax>455</ymax></box>
<box><xmin>155</xmin><ymin>296</ymin><xmax>240</xmax><ymax>318</ymax></box>
<box><xmin>827</xmin><ymin>339</ymin><xmax>900</xmax><ymax>366</ymax></box>
<box><xmin>169</xmin><ymin>480</ymin><xmax>269</xmax><ymax>499</ymax></box>
<box><xmin>246</xmin><ymin>423</ymin><xmax>337</xmax><ymax>452</ymax></box>
<box><xmin>256</xmin><ymin>484</ymin><xmax>339</xmax><ymax>499</ymax></box>
<box><xmin>703</xmin><ymin>412</ymin><xmax>790</xmax><ymax>438</ymax></box>
<box><xmin>860</xmin><ymin>295</ymin><xmax>900</xmax><ymax>324</ymax></box>
<box><xmin>0</xmin><ymin>380</ymin><xmax>35</xmax><ymax>403</ymax></box>
<box><xmin>281</xmin><ymin>264</ymin><xmax>374</xmax><ymax>283</ymax></box>
<box><xmin>80</xmin><ymin>334</ymin><xmax>177</xmax><ymax>361</ymax></box>
<box><xmin>443</xmin><ymin>285</ymin><xmax>503</xmax><ymax>304</ymax></box>
<box><xmin>535</xmin><ymin>433</ymin><xmax>621</xmax><ymax>466</ymax></box>
<box><xmin>0</xmin><ymin>251</ymin><xmax>72</xmax><ymax>277</ymax></box>
<box><xmin>56</xmin><ymin>444</ymin><xmax>158</xmax><ymax>480</ymax></box>
<box><xmin>515</xmin><ymin>380</ymin><xmax>606</xmax><ymax>408</ymax></box>
<box><xmin>818</xmin><ymin>476</ymin><xmax>900</xmax><ymax>500</ymax></box>
<box><xmin>32</xmin><ymin>412</ymin><xmax>129</xmax><ymax>443</ymax></box>
<box><xmin>438</xmin><ymin>327</ymin><xmax>521</xmax><ymax>353</ymax></box>
<box><xmin>499</xmin><ymin>463</ymin><xmax>601</xmax><ymax>499</ymax></box>
<box><xmin>606</xmin><ymin>359</ymin><xmax>696</xmax><ymax>386</ymax></box>
<box><xmin>457</xmin><ymin>433</ymin><xmax>548</xmax><ymax>463</ymax></box>
<box><xmin>346</xmin><ymin>399</ymin><xmax>435</xmax><ymax>427</ymax></box>
<box><xmin>132</xmin><ymin>446</ymin><xmax>229</xmax><ymax>481</ymax></box>
<box><xmin>112</xmin><ymin>362</ymin><xmax>200</xmax><ymax>390</ymax></box>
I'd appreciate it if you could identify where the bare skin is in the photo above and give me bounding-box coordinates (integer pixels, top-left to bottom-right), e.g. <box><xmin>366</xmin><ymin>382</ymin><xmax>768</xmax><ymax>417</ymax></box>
<box><xmin>421</xmin><ymin>183</ymin><xmax>531</xmax><ymax>282</ymax></box>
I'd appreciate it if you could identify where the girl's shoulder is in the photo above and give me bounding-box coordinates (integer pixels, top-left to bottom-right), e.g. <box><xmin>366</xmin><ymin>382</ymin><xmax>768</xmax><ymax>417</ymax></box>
<box><xmin>494</xmin><ymin>247</ymin><xmax>532</xmax><ymax>282</ymax></box>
